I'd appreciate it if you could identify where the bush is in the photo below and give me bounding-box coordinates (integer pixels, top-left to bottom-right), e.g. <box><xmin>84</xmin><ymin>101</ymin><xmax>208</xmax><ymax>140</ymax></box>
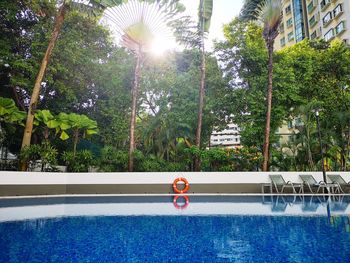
<box><xmin>20</xmin><ymin>143</ymin><xmax>58</xmax><ymax>171</ymax></box>
<box><xmin>63</xmin><ymin>150</ymin><xmax>93</xmax><ymax>172</ymax></box>
<box><xmin>98</xmin><ymin>146</ymin><xmax>128</xmax><ymax>172</ymax></box>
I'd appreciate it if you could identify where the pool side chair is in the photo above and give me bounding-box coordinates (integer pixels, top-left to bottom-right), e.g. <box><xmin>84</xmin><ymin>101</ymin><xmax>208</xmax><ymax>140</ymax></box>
<box><xmin>301</xmin><ymin>196</ymin><xmax>320</xmax><ymax>212</ymax></box>
<box><xmin>299</xmin><ymin>174</ymin><xmax>329</xmax><ymax>194</ymax></box>
<box><xmin>327</xmin><ymin>175</ymin><xmax>350</xmax><ymax>194</ymax></box>
<box><xmin>269</xmin><ymin>174</ymin><xmax>302</xmax><ymax>194</ymax></box>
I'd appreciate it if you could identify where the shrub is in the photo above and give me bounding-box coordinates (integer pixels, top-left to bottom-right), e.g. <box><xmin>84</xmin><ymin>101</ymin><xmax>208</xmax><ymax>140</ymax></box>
<box><xmin>63</xmin><ymin>150</ymin><xmax>93</xmax><ymax>172</ymax></box>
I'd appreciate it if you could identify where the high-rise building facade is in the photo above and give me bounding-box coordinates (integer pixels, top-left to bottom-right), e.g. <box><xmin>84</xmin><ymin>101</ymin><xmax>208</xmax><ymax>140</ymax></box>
<box><xmin>275</xmin><ymin>0</ymin><xmax>350</xmax><ymax>50</ymax></box>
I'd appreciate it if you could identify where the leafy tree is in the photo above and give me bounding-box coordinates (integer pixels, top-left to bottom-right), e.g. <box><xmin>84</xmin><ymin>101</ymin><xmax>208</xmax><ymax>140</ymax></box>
<box><xmin>21</xmin><ymin>0</ymin><xmax>121</xmax><ymax>151</ymax></box>
<box><xmin>102</xmin><ymin>0</ymin><xmax>185</xmax><ymax>171</ymax></box>
<box><xmin>57</xmin><ymin>113</ymin><xmax>98</xmax><ymax>156</ymax></box>
<box><xmin>256</xmin><ymin>0</ymin><xmax>283</xmax><ymax>171</ymax></box>
<box><xmin>194</xmin><ymin>0</ymin><xmax>213</xmax><ymax>171</ymax></box>
<box><xmin>0</xmin><ymin>97</ymin><xmax>26</xmax><ymax>147</ymax></box>
<box><xmin>239</xmin><ymin>0</ymin><xmax>264</xmax><ymax>21</ymax></box>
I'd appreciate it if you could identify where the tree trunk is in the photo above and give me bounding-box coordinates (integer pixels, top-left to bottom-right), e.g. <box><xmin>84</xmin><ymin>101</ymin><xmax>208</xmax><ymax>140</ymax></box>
<box><xmin>128</xmin><ymin>52</ymin><xmax>142</xmax><ymax>172</ymax></box>
<box><xmin>72</xmin><ymin>129</ymin><xmax>79</xmax><ymax>157</ymax></box>
<box><xmin>194</xmin><ymin>34</ymin><xmax>206</xmax><ymax>172</ymax></box>
<box><xmin>346</xmin><ymin>128</ymin><xmax>350</xmax><ymax>171</ymax></box>
<box><xmin>306</xmin><ymin>121</ymin><xmax>314</xmax><ymax>170</ymax></box>
<box><xmin>21</xmin><ymin>3</ymin><xmax>67</xmax><ymax>151</ymax></box>
<box><xmin>262</xmin><ymin>40</ymin><xmax>274</xmax><ymax>171</ymax></box>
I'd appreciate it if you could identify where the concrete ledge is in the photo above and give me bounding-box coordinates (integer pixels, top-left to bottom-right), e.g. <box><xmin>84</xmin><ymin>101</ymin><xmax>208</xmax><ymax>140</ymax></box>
<box><xmin>0</xmin><ymin>171</ymin><xmax>349</xmax><ymax>196</ymax></box>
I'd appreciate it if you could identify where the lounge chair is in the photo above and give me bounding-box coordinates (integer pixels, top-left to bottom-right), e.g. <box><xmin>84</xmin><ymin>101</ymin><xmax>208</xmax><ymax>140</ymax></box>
<box><xmin>269</xmin><ymin>174</ymin><xmax>302</xmax><ymax>194</ymax></box>
<box><xmin>271</xmin><ymin>196</ymin><xmax>287</xmax><ymax>212</ymax></box>
<box><xmin>327</xmin><ymin>175</ymin><xmax>350</xmax><ymax>194</ymax></box>
<box><xmin>299</xmin><ymin>174</ymin><xmax>332</xmax><ymax>194</ymax></box>
<box><xmin>301</xmin><ymin>196</ymin><xmax>321</xmax><ymax>212</ymax></box>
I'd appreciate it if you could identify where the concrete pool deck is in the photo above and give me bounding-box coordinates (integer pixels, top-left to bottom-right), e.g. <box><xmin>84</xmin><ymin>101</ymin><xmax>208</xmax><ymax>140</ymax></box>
<box><xmin>0</xmin><ymin>171</ymin><xmax>349</xmax><ymax>196</ymax></box>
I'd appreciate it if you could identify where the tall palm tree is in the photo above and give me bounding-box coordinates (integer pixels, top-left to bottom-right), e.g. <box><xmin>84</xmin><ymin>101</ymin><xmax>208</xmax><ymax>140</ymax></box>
<box><xmin>240</xmin><ymin>0</ymin><xmax>264</xmax><ymax>21</ymax></box>
<box><xmin>194</xmin><ymin>0</ymin><xmax>213</xmax><ymax>171</ymax></box>
<box><xmin>257</xmin><ymin>0</ymin><xmax>282</xmax><ymax>171</ymax></box>
<box><xmin>102</xmin><ymin>0</ymin><xmax>182</xmax><ymax>171</ymax></box>
<box><xmin>21</xmin><ymin>0</ymin><xmax>119</xmax><ymax>151</ymax></box>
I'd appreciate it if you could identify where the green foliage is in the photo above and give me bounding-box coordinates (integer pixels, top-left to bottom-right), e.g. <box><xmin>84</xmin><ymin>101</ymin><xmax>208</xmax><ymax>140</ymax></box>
<box><xmin>215</xmin><ymin>19</ymin><xmax>290</xmax><ymax>148</ymax></box>
<box><xmin>63</xmin><ymin>150</ymin><xmax>94</xmax><ymax>172</ymax></box>
<box><xmin>199</xmin><ymin>0</ymin><xmax>213</xmax><ymax>33</ymax></box>
<box><xmin>2</xmin><ymin>0</ymin><xmax>350</xmax><ymax>172</ymax></box>
<box><xmin>0</xmin><ymin>97</ymin><xmax>26</xmax><ymax>124</ymax></box>
<box><xmin>19</xmin><ymin>145</ymin><xmax>41</xmax><ymax>166</ymax></box>
<box><xmin>19</xmin><ymin>142</ymin><xmax>58</xmax><ymax>171</ymax></box>
<box><xmin>98</xmin><ymin>146</ymin><xmax>128</xmax><ymax>172</ymax></box>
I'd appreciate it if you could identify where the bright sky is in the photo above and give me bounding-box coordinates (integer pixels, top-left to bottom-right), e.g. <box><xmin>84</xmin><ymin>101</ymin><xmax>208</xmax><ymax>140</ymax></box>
<box><xmin>150</xmin><ymin>0</ymin><xmax>244</xmax><ymax>54</ymax></box>
<box><xmin>182</xmin><ymin>0</ymin><xmax>244</xmax><ymax>46</ymax></box>
<box><xmin>102</xmin><ymin>0</ymin><xmax>244</xmax><ymax>55</ymax></box>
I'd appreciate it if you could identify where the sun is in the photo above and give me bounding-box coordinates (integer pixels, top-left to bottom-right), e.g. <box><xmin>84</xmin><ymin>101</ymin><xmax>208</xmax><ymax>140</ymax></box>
<box><xmin>150</xmin><ymin>36</ymin><xmax>176</xmax><ymax>56</ymax></box>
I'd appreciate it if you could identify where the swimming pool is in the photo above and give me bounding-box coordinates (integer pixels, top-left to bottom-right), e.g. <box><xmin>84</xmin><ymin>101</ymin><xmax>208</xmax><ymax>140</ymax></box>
<box><xmin>0</xmin><ymin>195</ymin><xmax>350</xmax><ymax>262</ymax></box>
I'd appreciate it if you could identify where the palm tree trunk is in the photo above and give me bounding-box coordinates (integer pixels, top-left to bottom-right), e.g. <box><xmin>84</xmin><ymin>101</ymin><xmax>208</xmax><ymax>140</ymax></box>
<box><xmin>73</xmin><ymin>129</ymin><xmax>79</xmax><ymax>157</ymax></box>
<box><xmin>128</xmin><ymin>52</ymin><xmax>141</xmax><ymax>172</ymax></box>
<box><xmin>306</xmin><ymin>122</ymin><xmax>314</xmax><ymax>170</ymax></box>
<box><xmin>21</xmin><ymin>3</ymin><xmax>67</xmax><ymax>150</ymax></box>
<box><xmin>194</xmin><ymin>36</ymin><xmax>206</xmax><ymax>172</ymax></box>
<box><xmin>262</xmin><ymin>41</ymin><xmax>274</xmax><ymax>171</ymax></box>
<box><xmin>346</xmin><ymin>128</ymin><xmax>350</xmax><ymax>171</ymax></box>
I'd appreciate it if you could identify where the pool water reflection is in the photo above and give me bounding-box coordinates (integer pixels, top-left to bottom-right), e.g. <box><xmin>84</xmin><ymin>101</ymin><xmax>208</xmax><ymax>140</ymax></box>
<box><xmin>0</xmin><ymin>196</ymin><xmax>350</xmax><ymax>262</ymax></box>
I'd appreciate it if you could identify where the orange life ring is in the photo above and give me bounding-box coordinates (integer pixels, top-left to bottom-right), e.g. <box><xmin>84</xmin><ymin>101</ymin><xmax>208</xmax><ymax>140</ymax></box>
<box><xmin>173</xmin><ymin>195</ymin><xmax>189</xmax><ymax>210</ymax></box>
<box><xmin>172</xmin><ymin>177</ymin><xmax>190</xmax><ymax>193</ymax></box>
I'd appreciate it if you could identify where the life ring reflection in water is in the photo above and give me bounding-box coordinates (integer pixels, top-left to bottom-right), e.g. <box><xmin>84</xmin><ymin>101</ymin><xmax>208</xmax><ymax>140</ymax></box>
<box><xmin>173</xmin><ymin>195</ymin><xmax>189</xmax><ymax>210</ymax></box>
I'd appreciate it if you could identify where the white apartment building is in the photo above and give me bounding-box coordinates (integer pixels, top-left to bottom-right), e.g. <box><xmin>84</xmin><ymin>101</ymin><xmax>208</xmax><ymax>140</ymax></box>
<box><xmin>275</xmin><ymin>0</ymin><xmax>349</xmax><ymax>50</ymax></box>
<box><xmin>210</xmin><ymin>123</ymin><xmax>241</xmax><ymax>149</ymax></box>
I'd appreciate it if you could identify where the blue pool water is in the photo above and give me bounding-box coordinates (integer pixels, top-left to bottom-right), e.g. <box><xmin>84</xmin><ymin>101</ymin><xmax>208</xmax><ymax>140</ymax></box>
<box><xmin>0</xmin><ymin>196</ymin><xmax>350</xmax><ymax>262</ymax></box>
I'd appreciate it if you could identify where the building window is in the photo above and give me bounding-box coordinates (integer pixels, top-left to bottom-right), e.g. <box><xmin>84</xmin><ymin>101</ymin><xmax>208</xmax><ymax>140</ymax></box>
<box><xmin>320</xmin><ymin>0</ymin><xmax>331</xmax><ymax>11</ymax></box>
<box><xmin>288</xmin><ymin>31</ymin><xmax>294</xmax><ymax>42</ymax></box>
<box><xmin>287</xmin><ymin>18</ymin><xmax>293</xmax><ymax>28</ymax></box>
<box><xmin>310</xmin><ymin>30</ymin><xmax>317</xmax><ymax>39</ymax></box>
<box><xmin>309</xmin><ymin>15</ymin><xmax>317</xmax><ymax>27</ymax></box>
<box><xmin>280</xmin><ymin>37</ymin><xmax>286</xmax><ymax>47</ymax></box>
<box><xmin>307</xmin><ymin>1</ymin><xmax>316</xmax><ymax>13</ymax></box>
<box><xmin>335</xmin><ymin>21</ymin><xmax>345</xmax><ymax>35</ymax></box>
<box><xmin>293</xmin><ymin>0</ymin><xmax>305</xmax><ymax>43</ymax></box>
<box><xmin>324</xmin><ymin>28</ymin><xmax>334</xmax><ymax>41</ymax></box>
<box><xmin>285</xmin><ymin>5</ymin><xmax>292</xmax><ymax>15</ymax></box>
<box><xmin>279</xmin><ymin>23</ymin><xmax>284</xmax><ymax>33</ymax></box>
<box><xmin>333</xmin><ymin>4</ymin><xmax>343</xmax><ymax>18</ymax></box>
<box><xmin>287</xmin><ymin>121</ymin><xmax>293</xmax><ymax>129</ymax></box>
<box><xmin>323</xmin><ymin>12</ymin><xmax>332</xmax><ymax>26</ymax></box>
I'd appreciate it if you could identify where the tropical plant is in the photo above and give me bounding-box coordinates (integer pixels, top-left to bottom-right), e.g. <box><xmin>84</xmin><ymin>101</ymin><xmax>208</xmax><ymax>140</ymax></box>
<box><xmin>34</xmin><ymin>109</ymin><xmax>58</xmax><ymax>142</ymax></box>
<box><xmin>98</xmin><ymin>146</ymin><xmax>128</xmax><ymax>171</ymax></box>
<box><xmin>20</xmin><ymin>0</ymin><xmax>122</xmax><ymax>150</ymax></box>
<box><xmin>57</xmin><ymin>113</ymin><xmax>98</xmax><ymax>156</ymax></box>
<box><xmin>19</xmin><ymin>142</ymin><xmax>57</xmax><ymax>171</ymax></box>
<box><xmin>194</xmin><ymin>0</ymin><xmax>213</xmax><ymax>171</ymax></box>
<box><xmin>256</xmin><ymin>0</ymin><xmax>283</xmax><ymax>171</ymax></box>
<box><xmin>0</xmin><ymin>97</ymin><xmax>25</xmax><ymax>145</ymax></box>
<box><xmin>240</xmin><ymin>0</ymin><xmax>264</xmax><ymax>21</ymax></box>
<box><xmin>0</xmin><ymin>97</ymin><xmax>26</xmax><ymax>126</ymax></box>
<box><xmin>101</xmin><ymin>0</ymin><xmax>184</xmax><ymax>171</ymax></box>
<box><xmin>62</xmin><ymin>149</ymin><xmax>93</xmax><ymax>172</ymax></box>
